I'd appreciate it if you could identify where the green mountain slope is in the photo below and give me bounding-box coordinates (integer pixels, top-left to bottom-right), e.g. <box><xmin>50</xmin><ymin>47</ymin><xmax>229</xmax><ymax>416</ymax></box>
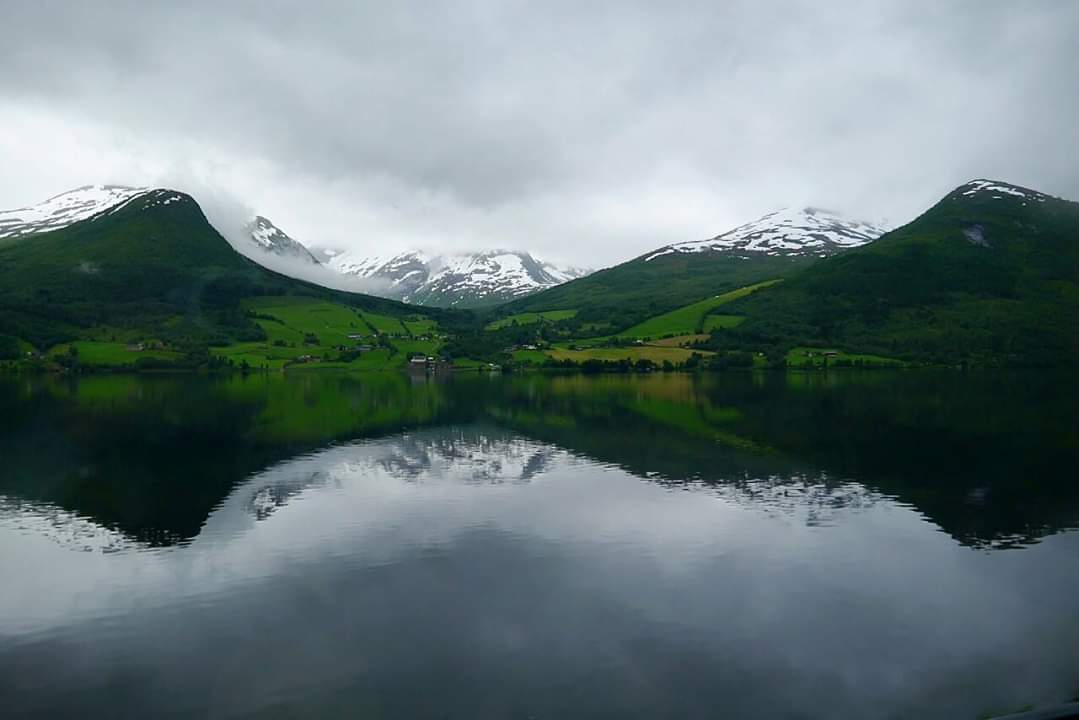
<box><xmin>723</xmin><ymin>180</ymin><xmax>1079</xmax><ymax>365</ymax></box>
<box><xmin>493</xmin><ymin>251</ymin><xmax>807</xmax><ymax>333</ymax></box>
<box><xmin>491</xmin><ymin>205</ymin><xmax>886</xmax><ymax>333</ymax></box>
<box><xmin>0</xmin><ymin>189</ymin><xmax>448</xmax><ymax>353</ymax></box>
<box><xmin>618</xmin><ymin>280</ymin><xmax>779</xmax><ymax>338</ymax></box>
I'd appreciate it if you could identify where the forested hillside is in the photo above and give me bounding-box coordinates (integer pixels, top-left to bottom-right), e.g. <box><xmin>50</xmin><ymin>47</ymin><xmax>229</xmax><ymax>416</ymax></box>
<box><xmin>719</xmin><ymin>181</ymin><xmax>1079</xmax><ymax>364</ymax></box>
<box><xmin>0</xmin><ymin>189</ymin><xmax>452</xmax><ymax>367</ymax></box>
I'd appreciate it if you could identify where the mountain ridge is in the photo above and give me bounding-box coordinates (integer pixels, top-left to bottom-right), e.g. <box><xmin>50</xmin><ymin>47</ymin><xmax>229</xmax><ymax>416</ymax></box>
<box><xmin>1</xmin><ymin>185</ymin><xmax>588</xmax><ymax>308</ymax></box>
<box><xmin>493</xmin><ymin>204</ymin><xmax>886</xmax><ymax>331</ymax></box>
<box><xmin>715</xmin><ymin>178</ymin><xmax>1079</xmax><ymax>364</ymax></box>
<box><xmin>321</xmin><ymin>248</ymin><xmax>591</xmax><ymax>308</ymax></box>
<box><xmin>0</xmin><ymin>185</ymin><xmax>322</xmax><ymax>269</ymax></box>
<box><xmin>245</xmin><ymin>215</ymin><xmax>320</xmax><ymax>264</ymax></box>
<box><xmin>0</xmin><ymin>185</ymin><xmax>149</xmax><ymax>242</ymax></box>
<box><xmin>643</xmin><ymin>206</ymin><xmax>886</xmax><ymax>262</ymax></box>
<box><xmin>0</xmin><ymin>188</ymin><xmax>447</xmax><ymax>354</ymax></box>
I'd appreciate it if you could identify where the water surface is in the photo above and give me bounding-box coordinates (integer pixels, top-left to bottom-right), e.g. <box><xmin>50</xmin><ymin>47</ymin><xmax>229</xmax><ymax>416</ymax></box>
<box><xmin>1</xmin><ymin>371</ymin><xmax>1077</xmax><ymax>718</ymax></box>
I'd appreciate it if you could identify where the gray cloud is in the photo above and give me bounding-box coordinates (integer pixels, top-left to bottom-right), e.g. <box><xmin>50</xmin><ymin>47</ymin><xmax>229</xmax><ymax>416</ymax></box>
<box><xmin>1</xmin><ymin>0</ymin><xmax>1077</xmax><ymax>266</ymax></box>
<box><xmin>180</xmin><ymin>175</ymin><xmax>394</xmax><ymax>294</ymax></box>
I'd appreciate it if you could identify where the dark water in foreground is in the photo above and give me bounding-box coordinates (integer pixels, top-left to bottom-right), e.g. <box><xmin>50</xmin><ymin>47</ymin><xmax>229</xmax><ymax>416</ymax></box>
<box><xmin>1</xmin><ymin>370</ymin><xmax>1077</xmax><ymax>719</ymax></box>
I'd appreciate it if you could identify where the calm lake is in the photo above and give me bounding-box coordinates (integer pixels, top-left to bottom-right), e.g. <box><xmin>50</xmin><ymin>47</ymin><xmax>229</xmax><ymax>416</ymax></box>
<box><xmin>1</xmin><ymin>370</ymin><xmax>1078</xmax><ymax>719</ymax></box>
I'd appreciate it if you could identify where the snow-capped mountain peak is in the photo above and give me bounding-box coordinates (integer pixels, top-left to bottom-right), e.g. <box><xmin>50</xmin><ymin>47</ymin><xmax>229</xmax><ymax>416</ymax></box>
<box><xmin>644</xmin><ymin>206</ymin><xmax>886</xmax><ymax>262</ymax></box>
<box><xmin>955</xmin><ymin>179</ymin><xmax>1051</xmax><ymax>203</ymax></box>
<box><xmin>0</xmin><ymin>184</ymin><xmax>323</xmax><ymax>274</ymax></box>
<box><xmin>321</xmin><ymin>248</ymin><xmax>590</xmax><ymax>307</ymax></box>
<box><xmin>242</xmin><ymin>215</ymin><xmax>319</xmax><ymax>264</ymax></box>
<box><xmin>0</xmin><ymin>184</ymin><xmax>148</xmax><ymax>239</ymax></box>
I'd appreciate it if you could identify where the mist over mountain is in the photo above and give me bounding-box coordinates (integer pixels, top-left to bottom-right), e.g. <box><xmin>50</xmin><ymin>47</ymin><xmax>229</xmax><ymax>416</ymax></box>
<box><xmin>0</xmin><ymin>184</ymin><xmax>397</xmax><ymax>297</ymax></box>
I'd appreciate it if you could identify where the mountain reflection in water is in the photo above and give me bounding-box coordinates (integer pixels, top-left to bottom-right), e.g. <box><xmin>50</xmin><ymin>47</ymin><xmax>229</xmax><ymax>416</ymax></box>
<box><xmin>1</xmin><ymin>371</ymin><xmax>1078</xmax><ymax>719</ymax></box>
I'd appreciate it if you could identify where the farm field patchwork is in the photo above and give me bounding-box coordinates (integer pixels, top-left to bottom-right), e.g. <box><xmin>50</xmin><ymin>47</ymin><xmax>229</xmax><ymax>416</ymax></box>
<box><xmin>214</xmin><ymin>297</ymin><xmax>441</xmax><ymax>370</ymax></box>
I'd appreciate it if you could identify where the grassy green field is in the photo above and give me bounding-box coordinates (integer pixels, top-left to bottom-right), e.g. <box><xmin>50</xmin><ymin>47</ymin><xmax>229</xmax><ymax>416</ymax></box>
<box><xmin>48</xmin><ymin>341</ymin><xmax>184</xmax><ymax>366</ymax></box>
<box><xmin>785</xmin><ymin>347</ymin><xmax>903</xmax><ymax>368</ymax></box>
<box><xmin>549</xmin><ymin>345</ymin><xmax>709</xmax><ymax>364</ymax></box>
<box><xmin>394</xmin><ymin>338</ymin><xmax>442</xmax><ymax>358</ymax></box>
<box><xmin>450</xmin><ymin>357</ymin><xmax>493</xmax><ymax>369</ymax></box>
<box><xmin>618</xmin><ymin>280</ymin><xmax>780</xmax><ymax>338</ymax></box>
<box><xmin>211</xmin><ymin>342</ymin><xmax>310</xmax><ymax>370</ymax></box>
<box><xmin>36</xmin><ymin>297</ymin><xmax>444</xmax><ymax>371</ymax></box>
<box><xmin>511</xmin><ymin>349</ymin><xmax>551</xmax><ymax>364</ymax></box>
<box><xmin>402</xmin><ymin>316</ymin><xmax>438</xmax><ymax>336</ymax></box>
<box><xmin>248</xmin><ymin>297</ymin><xmax>436</xmax><ymax>338</ymax></box>
<box><xmin>212</xmin><ymin>296</ymin><xmax>442</xmax><ymax>371</ymax></box>
<box><xmin>649</xmin><ymin>334</ymin><xmax>710</xmax><ymax>347</ymax></box>
<box><xmin>282</xmin><ymin>349</ymin><xmax>403</xmax><ymax>371</ymax></box>
<box><xmin>247</xmin><ymin>297</ymin><xmax>370</xmax><ymax>346</ymax></box>
<box><xmin>361</xmin><ymin>311</ymin><xmax>410</xmax><ymax>335</ymax></box>
<box><xmin>702</xmin><ymin>314</ymin><xmax>746</xmax><ymax>332</ymax></box>
<box><xmin>26</xmin><ymin>295</ymin><xmax>444</xmax><ymax>372</ymax></box>
<box><xmin>486</xmin><ymin>309</ymin><xmax>578</xmax><ymax>331</ymax></box>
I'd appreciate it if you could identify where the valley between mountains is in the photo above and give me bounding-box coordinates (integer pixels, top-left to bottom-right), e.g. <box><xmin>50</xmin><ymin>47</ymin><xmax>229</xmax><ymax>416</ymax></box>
<box><xmin>0</xmin><ymin>179</ymin><xmax>1076</xmax><ymax>372</ymax></box>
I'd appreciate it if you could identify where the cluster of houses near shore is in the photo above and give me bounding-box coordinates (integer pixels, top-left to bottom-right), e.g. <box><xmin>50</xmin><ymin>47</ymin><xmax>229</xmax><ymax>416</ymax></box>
<box><xmin>125</xmin><ymin>340</ymin><xmax>167</xmax><ymax>352</ymax></box>
<box><xmin>408</xmin><ymin>354</ymin><xmax>449</xmax><ymax>371</ymax></box>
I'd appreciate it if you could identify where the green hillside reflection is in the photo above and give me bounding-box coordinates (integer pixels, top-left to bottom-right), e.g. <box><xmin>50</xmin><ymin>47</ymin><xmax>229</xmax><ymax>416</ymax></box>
<box><xmin>1</xmin><ymin>371</ymin><xmax>1076</xmax><ymax>548</ymax></box>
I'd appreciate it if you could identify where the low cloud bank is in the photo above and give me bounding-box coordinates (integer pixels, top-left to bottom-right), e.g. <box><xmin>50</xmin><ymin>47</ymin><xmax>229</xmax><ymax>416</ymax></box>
<box><xmin>168</xmin><ymin>178</ymin><xmax>394</xmax><ymax>298</ymax></box>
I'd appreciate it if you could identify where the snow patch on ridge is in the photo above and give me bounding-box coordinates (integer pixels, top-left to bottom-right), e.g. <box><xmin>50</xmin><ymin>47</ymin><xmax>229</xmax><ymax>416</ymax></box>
<box><xmin>958</xmin><ymin>179</ymin><xmax>1050</xmax><ymax>203</ymax></box>
<box><xmin>644</xmin><ymin>207</ymin><xmax>886</xmax><ymax>262</ymax></box>
<box><xmin>0</xmin><ymin>184</ymin><xmax>149</xmax><ymax>239</ymax></box>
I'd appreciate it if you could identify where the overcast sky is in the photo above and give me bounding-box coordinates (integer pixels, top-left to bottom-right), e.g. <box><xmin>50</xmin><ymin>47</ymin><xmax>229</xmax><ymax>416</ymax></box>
<box><xmin>1</xmin><ymin>1</ymin><xmax>1077</xmax><ymax>267</ymax></box>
